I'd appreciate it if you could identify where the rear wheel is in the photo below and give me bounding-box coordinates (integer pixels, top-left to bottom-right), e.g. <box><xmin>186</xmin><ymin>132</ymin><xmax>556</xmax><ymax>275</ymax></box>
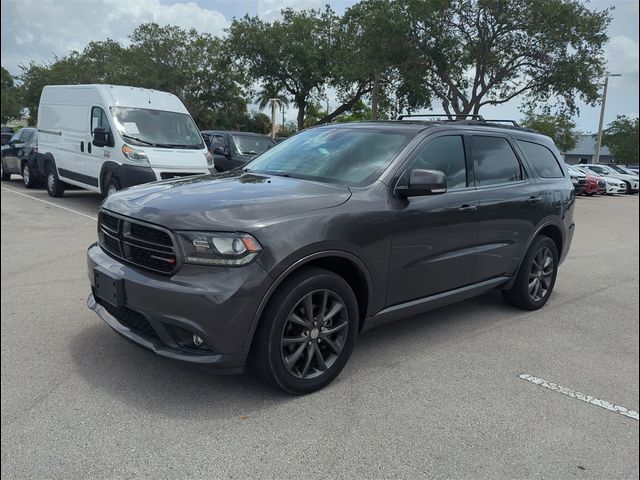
<box><xmin>502</xmin><ymin>236</ymin><xmax>558</xmax><ymax>310</ymax></box>
<box><xmin>46</xmin><ymin>163</ymin><xmax>65</xmax><ymax>197</ymax></box>
<box><xmin>253</xmin><ymin>267</ymin><xmax>359</xmax><ymax>394</ymax></box>
<box><xmin>22</xmin><ymin>162</ymin><xmax>38</xmax><ymax>188</ymax></box>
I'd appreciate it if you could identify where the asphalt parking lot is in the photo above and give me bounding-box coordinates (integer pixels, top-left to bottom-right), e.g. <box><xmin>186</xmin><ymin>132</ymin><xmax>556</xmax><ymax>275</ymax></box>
<box><xmin>1</xmin><ymin>179</ymin><xmax>638</xmax><ymax>479</ymax></box>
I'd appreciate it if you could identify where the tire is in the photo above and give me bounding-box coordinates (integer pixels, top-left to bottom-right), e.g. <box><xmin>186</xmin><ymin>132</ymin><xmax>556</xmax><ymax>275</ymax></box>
<box><xmin>104</xmin><ymin>175</ymin><xmax>121</xmax><ymax>197</ymax></box>
<box><xmin>624</xmin><ymin>182</ymin><xmax>633</xmax><ymax>195</ymax></box>
<box><xmin>502</xmin><ymin>235</ymin><xmax>559</xmax><ymax>311</ymax></box>
<box><xmin>252</xmin><ymin>267</ymin><xmax>359</xmax><ymax>394</ymax></box>
<box><xmin>0</xmin><ymin>159</ymin><xmax>10</xmax><ymax>181</ymax></box>
<box><xmin>21</xmin><ymin>162</ymin><xmax>38</xmax><ymax>188</ymax></box>
<box><xmin>46</xmin><ymin>163</ymin><xmax>65</xmax><ymax>197</ymax></box>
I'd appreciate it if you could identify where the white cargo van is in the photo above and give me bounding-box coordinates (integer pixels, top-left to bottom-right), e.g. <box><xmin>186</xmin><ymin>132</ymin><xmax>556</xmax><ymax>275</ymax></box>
<box><xmin>37</xmin><ymin>84</ymin><xmax>213</xmax><ymax>197</ymax></box>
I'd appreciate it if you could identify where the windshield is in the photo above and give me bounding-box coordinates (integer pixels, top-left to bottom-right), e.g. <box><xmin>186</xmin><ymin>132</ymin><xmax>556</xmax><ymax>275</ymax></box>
<box><xmin>111</xmin><ymin>107</ymin><xmax>204</xmax><ymax>149</ymax></box>
<box><xmin>246</xmin><ymin>127</ymin><xmax>413</xmax><ymax>186</ymax></box>
<box><xmin>567</xmin><ymin>166</ymin><xmax>583</xmax><ymax>176</ymax></box>
<box><xmin>232</xmin><ymin>134</ymin><xmax>276</xmax><ymax>156</ymax></box>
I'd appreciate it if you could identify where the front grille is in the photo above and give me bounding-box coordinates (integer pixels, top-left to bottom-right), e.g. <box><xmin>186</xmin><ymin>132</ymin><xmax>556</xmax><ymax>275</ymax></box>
<box><xmin>96</xmin><ymin>295</ymin><xmax>157</xmax><ymax>338</ymax></box>
<box><xmin>577</xmin><ymin>179</ymin><xmax>586</xmax><ymax>186</ymax></box>
<box><xmin>98</xmin><ymin>211</ymin><xmax>178</xmax><ymax>274</ymax></box>
<box><xmin>160</xmin><ymin>172</ymin><xmax>200</xmax><ymax>180</ymax></box>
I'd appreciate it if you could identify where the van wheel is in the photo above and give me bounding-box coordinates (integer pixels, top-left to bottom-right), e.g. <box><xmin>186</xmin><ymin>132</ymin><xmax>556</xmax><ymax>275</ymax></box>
<box><xmin>0</xmin><ymin>160</ymin><xmax>10</xmax><ymax>181</ymax></box>
<box><xmin>104</xmin><ymin>176</ymin><xmax>121</xmax><ymax>196</ymax></box>
<box><xmin>46</xmin><ymin>164</ymin><xmax>65</xmax><ymax>197</ymax></box>
<box><xmin>252</xmin><ymin>267</ymin><xmax>359</xmax><ymax>394</ymax></box>
<box><xmin>22</xmin><ymin>162</ymin><xmax>38</xmax><ymax>188</ymax></box>
<box><xmin>502</xmin><ymin>235</ymin><xmax>558</xmax><ymax>311</ymax></box>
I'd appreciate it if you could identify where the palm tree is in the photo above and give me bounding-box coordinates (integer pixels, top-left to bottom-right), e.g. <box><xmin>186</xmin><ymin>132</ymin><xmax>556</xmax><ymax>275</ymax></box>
<box><xmin>256</xmin><ymin>85</ymin><xmax>289</xmax><ymax>137</ymax></box>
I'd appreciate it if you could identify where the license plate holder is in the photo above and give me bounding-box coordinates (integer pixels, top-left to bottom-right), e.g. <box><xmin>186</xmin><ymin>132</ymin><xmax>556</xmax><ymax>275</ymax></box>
<box><xmin>94</xmin><ymin>267</ymin><xmax>125</xmax><ymax>308</ymax></box>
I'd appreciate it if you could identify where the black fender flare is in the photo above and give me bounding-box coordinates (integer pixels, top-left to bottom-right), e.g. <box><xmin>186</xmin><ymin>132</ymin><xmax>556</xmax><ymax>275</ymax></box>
<box><xmin>242</xmin><ymin>249</ymin><xmax>375</xmax><ymax>353</ymax></box>
<box><xmin>503</xmin><ymin>219</ymin><xmax>566</xmax><ymax>290</ymax></box>
<box><xmin>99</xmin><ymin>161</ymin><xmax>121</xmax><ymax>195</ymax></box>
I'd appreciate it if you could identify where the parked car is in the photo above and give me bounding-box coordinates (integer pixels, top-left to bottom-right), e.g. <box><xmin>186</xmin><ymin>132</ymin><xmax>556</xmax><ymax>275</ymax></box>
<box><xmin>201</xmin><ymin>130</ymin><xmax>277</xmax><ymax>172</ymax></box>
<box><xmin>0</xmin><ymin>128</ymin><xmax>43</xmax><ymax>187</ymax></box>
<box><xmin>574</xmin><ymin>166</ymin><xmax>626</xmax><ymax>195</ymax></box>
<box><xmin>87</xmin><ymin>118</ymin><xmax>575</xmax><ymax>394</ymax></box>
<box><xmin>581</xmin><ymin>164</ymin><xmax>639</xmax><ymax>194</ymax></box>
<box><xmin>566</xmin><ymin>165</ymin><xmax>587</xmax><ymax>195</ymax></box>
<box><xmin>37</xmin><ymin>84</ymin><xmax>213</xmax><ymax>198</ymax></box>
<box><xmin>608</xmin><ymin>164</ymin><xmax>640</xmax><ymax>181</ymax></box>
<box><xmin>1</xmin><ymin>126</ymin><xmax>14</xmax><ymax>146</ymax></box>
<box><xmin>625</xmin><ymin>166</ymin><xmax>639</xmax><ymax>175</ymax></box>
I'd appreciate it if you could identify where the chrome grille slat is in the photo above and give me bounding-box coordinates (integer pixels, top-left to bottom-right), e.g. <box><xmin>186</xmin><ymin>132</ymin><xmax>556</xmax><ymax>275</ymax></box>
<box><xmin>98</xmin><ymin>211</ymin><xmax>178</xmax><ymax>274</ymax></box>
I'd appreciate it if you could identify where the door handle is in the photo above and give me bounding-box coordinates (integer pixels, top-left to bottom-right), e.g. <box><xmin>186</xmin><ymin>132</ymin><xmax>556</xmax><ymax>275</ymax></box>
<box><xmin>527</xmin><ymin>196</ymin><xmax>543</xmax><ymax>205</ymax></box>
<box><xmin>88</xmin><ymin>142</ymin><xmax>92</xmax><ymax>154</ymax></box>
<box><xmin>80</xmin><ymin>141</ymin><xmax>84</xmax><ymax>153</ymax></box>
<box><xmin>457</xmin><ymin>204</ymin><xmax>478</xmax><ymax>214</ymax></box>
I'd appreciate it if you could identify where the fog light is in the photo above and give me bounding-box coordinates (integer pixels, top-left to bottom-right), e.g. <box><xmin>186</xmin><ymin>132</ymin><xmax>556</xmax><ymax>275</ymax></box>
<box><xmin>192</xmin><ymin>334</ymin><xmax>204</xmax><ymax>347</ymax></box>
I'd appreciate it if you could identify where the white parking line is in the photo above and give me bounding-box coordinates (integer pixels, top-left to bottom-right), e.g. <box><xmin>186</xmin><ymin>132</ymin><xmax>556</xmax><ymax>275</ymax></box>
<box><xmin>1</xmin><ymin>187</ymin><xmax>98</xmax><ymax>221</ymax></box>
<box><xmin>519</xmin><ymin>373</ymin><xmax>639</xmax><ymax>421</ymax></box>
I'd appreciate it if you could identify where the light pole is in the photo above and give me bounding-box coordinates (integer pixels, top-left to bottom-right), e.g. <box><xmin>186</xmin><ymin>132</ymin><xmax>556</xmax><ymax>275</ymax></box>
<box><xmin>593</xmin><ymin>73</ymin><xmax>621</xmax><ymax>164</ymax></box>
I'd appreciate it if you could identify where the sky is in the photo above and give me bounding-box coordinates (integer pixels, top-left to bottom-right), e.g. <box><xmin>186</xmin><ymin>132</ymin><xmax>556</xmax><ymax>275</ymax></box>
<box><xmin>1</xmin><ymin>0</ymin><xmax>638</xmax><ymax>132</ymax></box>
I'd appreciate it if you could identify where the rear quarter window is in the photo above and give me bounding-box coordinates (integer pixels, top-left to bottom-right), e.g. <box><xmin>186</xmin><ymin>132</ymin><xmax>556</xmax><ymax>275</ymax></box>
<box><xmin>517</xmin><ymin>141</ymin><xmax>564</xmax><ymax>178</ymax></box>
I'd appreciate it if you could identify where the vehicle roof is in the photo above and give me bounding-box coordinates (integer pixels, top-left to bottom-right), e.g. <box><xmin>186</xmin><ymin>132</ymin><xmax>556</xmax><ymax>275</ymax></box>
<box><xmin>40</xmin><ymin>84</ymin><xmax>189</xmax><ymax>114</ymax></box>
<box><xmin>201</xmin><ymin>130</ymin><xmax>274</xmax><ymax>138</ymax></box>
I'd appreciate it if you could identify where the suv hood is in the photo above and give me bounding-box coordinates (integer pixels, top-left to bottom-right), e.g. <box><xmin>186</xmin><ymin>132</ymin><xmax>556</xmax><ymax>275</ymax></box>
<box><xmin>102</xmin><ymin>171</ymin><xmax>352</xmax><ymax>230</ymax></box>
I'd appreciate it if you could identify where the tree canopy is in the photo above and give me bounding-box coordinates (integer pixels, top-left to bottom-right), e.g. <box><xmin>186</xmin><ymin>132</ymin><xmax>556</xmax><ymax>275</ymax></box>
<box><xmin>1</xmin><ymin>67</ymin><xmax>22</xmax><ymax>123</ymax></box>
<box><xmin>602</xmin><ymin>116</ymin><xmax>639</xmax><ymax>166</ymax></box>
<box><xmin>4</xmin><ymin>0</ymin><xmax>613</xmax><ymax>130</ymax></box>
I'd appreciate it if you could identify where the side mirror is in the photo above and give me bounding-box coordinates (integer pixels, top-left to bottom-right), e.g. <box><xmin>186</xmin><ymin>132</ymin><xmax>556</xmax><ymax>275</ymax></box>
<box><xmin>396</xmin><ymin>169</ymin><xmax>447</xmax><ymax>198</ymax></box>
<box><xmin>212</xmin><ymin>145</ymin><xmax>228</xmax><ymax>156</ymax></box>
<box><xmin>92</xmin><ymin>128</ymin><xmax>112</xmax><ymax>148</ymax></box>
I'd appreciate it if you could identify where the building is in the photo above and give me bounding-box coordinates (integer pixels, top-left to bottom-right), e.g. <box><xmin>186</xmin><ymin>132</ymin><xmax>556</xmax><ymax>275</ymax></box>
<box><xmin>562</xmin><ymin>134</ymin><xmax>615</xmax><ymax>165</ymax></box>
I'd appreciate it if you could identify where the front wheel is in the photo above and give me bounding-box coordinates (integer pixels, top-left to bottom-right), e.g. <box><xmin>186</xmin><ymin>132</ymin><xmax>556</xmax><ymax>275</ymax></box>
<box><xmin>0</xmin><ymin>159</ymin><xmax>10</xmax><ymax>181</ymax></box>
<box><xmin>104</xmin><ymin>176</ymin><xmax>121</xmax><ymax>196</ymax></box>
<box><xmin>252</xmin><ymin>267</ymin><xmax>359</xmax><ymax>394</ymax></box>
<box><xmin>502</xmin><ymin>236</ymin><xmax>559</xmax><ymax>310</ymax></box>
<box><xmin>46</xmin><ymin>164</ymin><xmax>65</xmax><ymax>197</ymax></box>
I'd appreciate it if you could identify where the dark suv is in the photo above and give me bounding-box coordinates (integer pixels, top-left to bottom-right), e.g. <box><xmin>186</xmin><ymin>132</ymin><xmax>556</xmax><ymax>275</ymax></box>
<box><xmin>87</xmin><ymin>119</ymin><xmax>575</xmax><ymax>394</ymax></box>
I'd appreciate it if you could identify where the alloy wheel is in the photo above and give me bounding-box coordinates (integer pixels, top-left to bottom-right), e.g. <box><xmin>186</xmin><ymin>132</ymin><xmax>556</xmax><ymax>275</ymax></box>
<box><xmin>528</xmin><ymin>247</ymin><xmax>554</xmax><ymax>302</ymax></box>
<box><xmin>280</xmin><ymin>289</ymin><xmax>348</xmax><ymax>380</ymax></box>
<box><xmin>22</xmin><ymin>164</ymin><xmax>30</xmax><ymax>186</ymax></box>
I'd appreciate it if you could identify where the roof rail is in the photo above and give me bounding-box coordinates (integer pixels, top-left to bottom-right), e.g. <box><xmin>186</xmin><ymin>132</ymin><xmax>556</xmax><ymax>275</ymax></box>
<box><xmin>484</xmin><ymin>119</ymin><xmax>521</xmax><ymax>127</ymax></box>
<box><xmin>397</xmin><ymin>114</ymin><xmax>486</xmax><ymax>121</ymax></box>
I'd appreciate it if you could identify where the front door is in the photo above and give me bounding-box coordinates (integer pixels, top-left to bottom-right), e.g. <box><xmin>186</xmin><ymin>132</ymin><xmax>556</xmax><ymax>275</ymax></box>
<box><xmin>387</xmin><ymin>134</ymin><xmax>479</xmax><ymax>306</ymax></box>
<box><xmin>86</xmin><ymin>106</ymin><xmax>114</xmax><ymax>186</ymax></box>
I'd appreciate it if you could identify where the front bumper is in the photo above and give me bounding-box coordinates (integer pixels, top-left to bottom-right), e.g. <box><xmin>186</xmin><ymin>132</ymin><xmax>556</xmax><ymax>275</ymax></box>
<box><xmin>87</xmin><ymin>243</ymin><xmax>271</xmax><ymax>372</ymax></box>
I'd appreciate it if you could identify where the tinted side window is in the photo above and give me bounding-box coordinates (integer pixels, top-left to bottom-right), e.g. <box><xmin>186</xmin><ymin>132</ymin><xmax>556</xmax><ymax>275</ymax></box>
<box><xmin>409</xmin><ymin>136</ymin><xmax>467</xmax><ymax>190</ymax></box>
<box><xmin>21</xmin><ymin>131</ymin><xmax>33</xmax><ymax>143</ymax></box>
<box><xmin>517</xmin><ymin>141</ymin><xmax>563</xmax><ymax>178</ymax></box>
<box><xmin>91</xmin><ymin>107</ymin><xmax>112</xmax><ymax>134</ymax></box>
<box><xmin>472</xmin><ymin>136</ymin><xmax>523</xmax><ymax>186</ymax></box>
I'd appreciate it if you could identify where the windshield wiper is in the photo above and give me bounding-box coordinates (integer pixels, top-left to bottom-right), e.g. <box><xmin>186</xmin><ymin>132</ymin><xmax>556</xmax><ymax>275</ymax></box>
<box><xmin>121</xmin><ymin>134</ymin><xmax>156</xmax><ymax>146</ymax></box>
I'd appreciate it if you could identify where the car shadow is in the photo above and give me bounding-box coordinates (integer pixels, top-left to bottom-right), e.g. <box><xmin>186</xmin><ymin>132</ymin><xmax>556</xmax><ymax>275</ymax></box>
<box><xmin>69</xmin><ymin>289</ymin><xmax>531</xmax><ymax>417</ymax></box>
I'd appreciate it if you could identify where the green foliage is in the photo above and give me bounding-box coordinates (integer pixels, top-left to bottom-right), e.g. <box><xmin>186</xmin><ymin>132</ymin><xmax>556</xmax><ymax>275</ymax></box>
<box><xmin>399</xmin><ymin>0</ymin><xmax>611</xmax><ymax>117</ymax></box>
<box><xmin>602</xmin><ymin>116</ymin><xmax>639</xmax><ymax>166</ymax></box>
<box><xmin>521</xmin><ymin>112</ymin><xmax>579</xmax><ymax>152</ymax></box>
<box><xmin>18</xmin><ymin>24</ymin><xmax>249</xmax><ymax>127</ymax></box>
<box><xmin>1</xmin><ymin>67</ymin><xmax>23</xmax><ymax>123</ymax></box>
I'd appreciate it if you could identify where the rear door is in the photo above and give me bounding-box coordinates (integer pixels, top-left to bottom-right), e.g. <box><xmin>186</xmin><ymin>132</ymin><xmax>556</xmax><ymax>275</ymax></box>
<box><xmin>470</xmin><ymin>134</ymin><xmax>543</xmax><ymax>283</ymax></box>
<box><xmin>387</xmin><ymin>134</ymin><xmax>479</xmax><ymax>305</ymax></box>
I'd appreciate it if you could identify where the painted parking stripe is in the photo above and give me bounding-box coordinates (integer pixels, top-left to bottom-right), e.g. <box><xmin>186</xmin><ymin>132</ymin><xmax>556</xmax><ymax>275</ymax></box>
<box><xmin>1</xmin><ymin>187</ymin><xmax>98</xmax><ymax>221</ymax></box>
<box><xmin>519</xmin><ymin>373</ymin><xmax>639</xmax><ymax>421</ymax></box>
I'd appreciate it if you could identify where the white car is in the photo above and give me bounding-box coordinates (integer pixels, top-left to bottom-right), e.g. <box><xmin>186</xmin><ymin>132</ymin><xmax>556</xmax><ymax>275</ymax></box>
<box><xmin>581</xmin><ymin>164</ymin><xmax>639</xmax><ymax>194</ymax></box>
<box><xmin>574</xmin><ymin>166</ymin><xmax>627</xmax><ymax>194</ymax></box>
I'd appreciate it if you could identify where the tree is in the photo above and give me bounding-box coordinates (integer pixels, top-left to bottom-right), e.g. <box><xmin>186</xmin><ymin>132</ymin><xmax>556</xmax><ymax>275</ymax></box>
<box><xmin>1</xmin><ymin>67</ymin><xmax>22</xmax><ymax>123</ymax></box>
<box><xmin>399</xmin><ymin>0</ymin><xmax>611</xmax><ymax>117</ymax></box>
<box><xmin>602</xmin><ymin>116</ymin><xmax>639</xmax><ymax>166</ymax></box>
<box><xmin>255</xmin><ymin>84</ymin><xmax>289</xmax><ymax>111</ymax></box>
<box><xmin>521</xmin><ymin>112</ymin><xmax>578</xmax><ymax>152</ymax></box>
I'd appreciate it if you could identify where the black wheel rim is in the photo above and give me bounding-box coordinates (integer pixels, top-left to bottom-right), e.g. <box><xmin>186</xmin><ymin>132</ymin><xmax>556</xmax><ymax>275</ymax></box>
<box><xmin>529</xmin><ymin>247</ymin><xmax>554</xmax><ymax>302</ymax></box>
<box><xmin>280</xmin><ymin>289</ymin><xmax>348</xmax><ymax>380</ymax></box>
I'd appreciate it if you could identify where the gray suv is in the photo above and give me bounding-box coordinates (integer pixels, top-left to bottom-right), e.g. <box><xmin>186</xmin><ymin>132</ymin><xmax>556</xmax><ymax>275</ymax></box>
<box><xmin>87</xmin><ymin>119</ymin><xmax>575</xmax><ymax>394</ymax></box>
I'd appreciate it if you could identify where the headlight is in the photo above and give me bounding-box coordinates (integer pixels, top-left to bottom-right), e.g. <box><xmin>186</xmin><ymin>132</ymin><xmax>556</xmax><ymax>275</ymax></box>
<box><xmin>205</xmin><ymin>150</ymin><xmax>214</xmax><ymax>167</ymax></box>
<box><xmin>177</xmin><ymin>231</ymin><xmax>262</xmax><ymax>266</ymax></box>
<box><xmin>122</xmin><ymin>144</ymin><xmax>149</xmax><ymax>164</ymax></box>
<box><xmin>570</xmin><ymin>175</ymin><xmax>578</xmax><ymax>182</ymax></box>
